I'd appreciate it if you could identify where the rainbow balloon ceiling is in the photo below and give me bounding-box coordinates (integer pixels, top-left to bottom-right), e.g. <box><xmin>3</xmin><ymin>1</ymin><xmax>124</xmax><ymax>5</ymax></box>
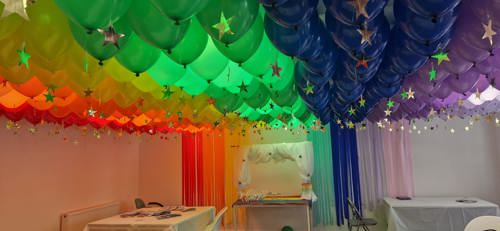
<box><xmin>0</xmin><ymin>0</ymin><xmax>499</xmax><ymax>133</ymax></box>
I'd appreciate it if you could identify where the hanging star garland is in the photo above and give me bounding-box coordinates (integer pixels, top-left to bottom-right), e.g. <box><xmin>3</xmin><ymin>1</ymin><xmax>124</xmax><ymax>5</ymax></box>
<box><xmin>346</xmin><ymin>121</ymin><xmax>355</xmax><ymax>129</ymax></box>
<box><xmin>407</xmin><ymin>87</ymin><xmax>415</xmax><ymax>99</ymax></box>
<box><xmin>384</xmin><ymin>108</ymin><xmax>392</xmax><ymax>117</ymax></box>
<box><xmin>97</xmin><ymin>25</ymin><xmax>125</xmax><ymax>49</ymax></box>
<box><xmin>87</xmin><ymin>108</ymin><xmax>97</xmax><ymax>117</ymax></box>
<box><xmin>376</xmin><ymin>121</ymin><xmax>384</xmax><ymax>128</ymax></box>
<box><xmin>212</xmin><ymin>12</ymin><xmax>234</xmax><ymax>40</ymax></box>
<box><xmin>44</xmin><ymin>92</ymin><xmax>54</xmax><ymax>102</ymax></box>
<box><xmin>356</xmin><ymin>57</ymin><xmax>369</xmax><ymax>68</ymax></box>
<box><xmin>349</xmin><ymin>0</ymin><xmax>369</xmax><ymax>19</ymax></box>
<box><xmin>428</xmin><ymin>108</ymin><xmax>437</xmax><ymax>118</ymax></box>
<box><xmin>482</xmin><ymin>19</ymin><xmax>496</xmax><ymax>46</ymax></box>
<box><xmin>401</xmin><ymin>89</ymin><xmax>409</xmax><ymax>100</ymax></box>
<box><xmin>270</xmin><ymin>60</ymin><xmax>282</xmax><ymax>79</ymax></box>
<box><xmin>357</xmin><ymin>25</ymin><xmax>373</xmax><ymax>45</ymax></box>
<box><xmin>386</xmin><ymin>99</ymin><xmax>395</xmax><ymax>109</ymax></box>
<box><xmin>0</xmin><ymin>0</ymin><xmax>29</xmax><ymax>20</ymax></box>
<box><xmin>336</xmin><ymin>118</ymin><xmax>342</xmax><ymax>125</ymax></box>
<box><xmin>238</xmin><ymin>81</ymin><xmax>248</xmax><ymax>93</ymax></box>
<box><xmin>432</xmin><ymin>51</ymin><xmax>450</xmax><ymax>65</ymax></box>
<box><xmin>17</xmin><ymin>47</ymin><xmax>30</xmax><ymax>68</ymax></box>
<box><xmin>475</xmin><ymin>88</ymin><xmax>481</xmax><ymax>99</ymax></box>
<box><xmin>304</xmin><ymin>81</ymin><xmax>314</xmax><ymax>95</ymax></box>
<box><xmin>358</xmin><ymin>97</ymin><xmax>366</xmax><ymax>107</ymax></box>
<box><xmin>348</xmin><ymin>106</ymin><xmax>356</xmax><ymax>116</ymax></box>
<box><xmin>429</xmin><ymin>67</ymin><xmax>437</xmax><ymax>81</ymax></box>
<box><xmin>162</xmin><ymin>86</ymin><xmax>174</xmax><ymax>99</ymax></box>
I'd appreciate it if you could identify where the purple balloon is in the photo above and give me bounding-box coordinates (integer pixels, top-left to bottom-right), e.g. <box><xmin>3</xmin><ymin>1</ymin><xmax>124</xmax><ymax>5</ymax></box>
<box><xmin>444</xmin><ymin>69</ymin><xmax>481</xmax><ymax>93</ymax></box>
<box><xmin>431</xmin><ymin>83</ymin><xmax>453</xmax><ymax>99</ymax></box>
<box><xmin>442</xmin><ymin>49</ymin><xmax>474</xmax><ymax>74</ymax></box>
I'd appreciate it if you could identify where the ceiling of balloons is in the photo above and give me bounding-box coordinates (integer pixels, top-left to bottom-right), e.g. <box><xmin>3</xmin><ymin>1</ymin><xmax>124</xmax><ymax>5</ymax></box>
<box><xmin>0</xmin><ymin>0</ymin><xmax>498</xmax><ymax>134</ymax></box>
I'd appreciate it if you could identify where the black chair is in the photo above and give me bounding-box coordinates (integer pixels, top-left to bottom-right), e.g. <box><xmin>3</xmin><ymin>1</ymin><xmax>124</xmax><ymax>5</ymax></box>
<box><xmin>347</xmin><ymin>198</ymin><xmax>377</xmax><ymax>231</ymax></box>
<box><xmin>134</xmin><ymin>198</ymin><xmax>164</xmax><ymax>209</ymax></box>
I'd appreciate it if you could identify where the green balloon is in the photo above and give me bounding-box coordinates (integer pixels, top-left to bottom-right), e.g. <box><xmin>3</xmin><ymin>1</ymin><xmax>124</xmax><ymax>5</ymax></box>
<box><xmin>55</xmin><ymin>0</ymin><xmax>132</xmax><ymax>30</ymax></box>
<box><xmin>174</xmin><ymin>68</ymin><xmax>209</xmax><ymax>95</ymax></box>
<box><xmin>204</xmin><ymin>84</ymin><xmax>228</xmax><ymax>99</ymax></box>
<box><xmin>116</xmin><ymin>33</ymin><xmax>161</xmax><ymax>74</ymax></box>
<box><xmin>196</xmin><ymin>0</ymin><xmax>259</xmax><ymax>44</ymax></box>
<box><xmin>212</xmin><ymin>16</ymin><xmax>263</xmax><ymax>64</ymax></box>
<box><xmin>242</xmin><ymin>34</ymin><xmax>278</xmax><ymax>76</ymax></box>
<box><xmin>281</xmin><ymin>226</ymin><xmax>294</xmax><ymax>231</ymax></box>
<box><xmin>211</xmin><ymin>62</ymin><xmax>252</xmax><ymax>93</ymax></box>
<box><xmin>166</xmin><ymin>19</ymin><xmax>208</xmax><ymax>65</ymax></box>
<box><xmin>148</xmin><ymin>54</ymin><xmax>186</xmax><ymax>86</ymax></box>
<box><xmin>69</xmin><ymin>18</ymin><xmax>132</xmax><ymax>62</ymax></box>
<box><xmin>126</xmin><ymin>0</ymin><xmax>189</xmax><ymax>50</ymax></box>
<box><xmin>190</xmin><ymin>39</ymin><xmax>228</xmax><ymax>80</ymax></box>
<box><xmin>239</xmin><ymin>79</ymin><xmax>261</xmax><ymax>99</ymax></box>
<box><xmin>244</xmin><ymin>84</ymin><xmax>270</xmax><ymax>108</ymax></box>
<box><xmin>215</xmin><ymin>92</ymin><xmax>243</xmax><ymax>113</ymax></box>
<box><xmin>261</xmin><ymin>53</ymin><xmax>294</xmax><ymax>90</ymax></box>
<box><xmin>271</xmin><ymin>83</ymin><xmax>298</xmax><ymax>107</ymax></box>
<box><xmin>149</xmin><ymin>0</ymin><xmax>209</xmax><ymax>23</ymax></box>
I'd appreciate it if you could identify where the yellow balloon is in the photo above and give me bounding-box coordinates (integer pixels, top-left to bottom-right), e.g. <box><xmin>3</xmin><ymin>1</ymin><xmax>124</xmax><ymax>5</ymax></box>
<box><xmin>131</xmin><ymin>73</ymin><xmax>161</xmax><ymax>93</ymax></box>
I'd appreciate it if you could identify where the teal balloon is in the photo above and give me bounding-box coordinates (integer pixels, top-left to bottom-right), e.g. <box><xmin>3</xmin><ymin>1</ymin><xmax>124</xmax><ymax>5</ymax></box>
<box><xmin>197</xmin><ymin>0</ymin><xmax>259</xmax><ymax>44</ymax></box>
<box><xmin>166</xmin><ymin>19</ymin><xmax>208</xmax><ymax>65</ymax></box>
<box><xmin>126</xmin><ymin>0</ymin><xmax>189</xmax><ymax>50</ymax></box>
<box><xmin>69</xmin><ymin>18</ymin><xmax>132</xmax><ymax>62</ymax></box>
<box><xmin>149</xmin><ymin>0</ymin><xmax>209</xmax><ymax>22</ymax></box>
<box><xmin>213</xmin><ymin>15</ymin><xmax>263</xmax><ymax>63</ymax></box>
<box><xmin>116</xmin><ymin>34</ymin><xmax>161</xmax><ymax>74</ymax></box>
<box><xmin>55</xmin><ymin>0</ymin><xmax>132</xmax><ymax>30</ymax></box>
<box><xmin>148</xmin><ymin>54</ymin><xmax>186</xmax><ymax>86</ymax></box>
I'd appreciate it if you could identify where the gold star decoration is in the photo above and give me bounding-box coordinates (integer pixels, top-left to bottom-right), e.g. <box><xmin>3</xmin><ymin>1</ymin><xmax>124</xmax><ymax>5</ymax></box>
<box><xmin>357</xmin><ymin>25</ymin><xmax>373</xmax><ymax>45</ymax></box>
<box><xmin>482</xmin><ymin>19</ymin><xmax>496</xmax><ymax>46</ymax></box>
<box><xmin>212</xmin><ymin>11</ymin><xmax>234</xmax><ymax>40</ymax></box>
<box><xmin>271</xmin><ymin>60</ymin><xmax>282</xmax><ymax>79</ymax></box>
<box><xmin>336</xmin><ymin>118</ymin><xmax>342</xmax><ymax>125</ymax></box>
<box><xmin>97</xmin><ymin>25</ymin><xmax>125</xmax><ymax>49</ymax></box>
<box><xmin>346</xmin><ymin>121</ymin><xmax>355</xmax><ymax>129</ymax></box>
<box><xmin>17</xmin><ymin>47</ymin><xmax>30</xmax><ymax>68</ymax></box>
<box><xmin>407</xmin><ymin>87</ymin><xmax>415</xmax><ymax>99</ymax></box>
<box><xmin>428</xmin><ymin>108</ymin><xmax>437</xmax><ymax>118</ymax></box>
<box><xmin>384</xmin><ymin>108</ymin><xmax>392</xmax><ymax>117</ymax></box>
<box><xmin>475</xmin><ymin>88</ymin><xmax>481</xmax><ymax>99</ymax></box>
<box><xmin>349</xmin><ymin>0</ymin><xmax>369</xmax><ymax>19</ymax></box>
<box><xmin>431</xmin><ymin>51</ymin><xmax>450</xmax><ymax>65</ymax></box>
<box><xmin>0</xmin><ymin>0</ymin><xmax>30</xmax><ymax>20</ymax></box>
<box><xmin>304</xmin><ymin>81</ymin><xmax>314</xmax><ymax>95</ymax></box>
<box><xmin>358</xmin><ymin>97</ymin><xmax>366</xmax><ymax>107</ymax></box>
<box><xmin>376</xmin><ymin>120</ymin><xmax>384</xmax><ymax>128</ymax></box>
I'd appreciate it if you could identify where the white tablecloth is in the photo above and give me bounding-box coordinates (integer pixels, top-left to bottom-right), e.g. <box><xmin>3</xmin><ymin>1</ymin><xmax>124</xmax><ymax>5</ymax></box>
<box><xmin>85</xmin><ymin>207</ymin><xmax>214</xmax><ymax>231</ymax></box>
<box><xmin>384</xmin><ymin>197</ymin><xmax>500</xmax><ymax>231</ymax></box>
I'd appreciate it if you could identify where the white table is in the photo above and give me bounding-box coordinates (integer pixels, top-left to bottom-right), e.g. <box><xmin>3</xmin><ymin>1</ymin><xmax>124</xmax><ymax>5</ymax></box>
<box><xmin>384</xmin><ymin>197</ymin><xmax>500</xmax><ymax>231</ymax></box>
<box><xmin>85</xmin><ymin>207</ymin><xmax>214</xmax><ymax>231</ymax></box>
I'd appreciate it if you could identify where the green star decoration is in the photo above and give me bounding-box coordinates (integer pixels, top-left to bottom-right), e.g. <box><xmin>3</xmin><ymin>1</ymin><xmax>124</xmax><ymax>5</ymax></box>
<box><xmin>401</xmin><ymin>89</ymin><xmax>409</xmax><ymax>99</ymax></box>
<box><xmin>44</xmin><ymin>92</ymin><xmax>54</xmax><ymax>102</ymax></box>
<box><xmin>348</xmin><ymin>106</ymin><xmax>356</xmax><ymax>116</ymax></box>
<box><xmin>304</xmin><ymin>82</ymin><xmax>314</xmax><ymax>95</ymax></box>
<box><xmin>429</xmin><ymin>67</ymin><xmax>437</xmax><ymax>81</ymax></box>
<box><xmin>432</xmin><ymin>51</ymin><xmax>450</xmax><ymax>65</ymax></box>
<box><xmin>17</xmin><ymin>48</ymin><xmax>30</xmax><ymax>69</ymax></box>
<box><xmin>386</xmin><ymin>99</ymin><xmax>394</xmax><ymax>109</ymax></box>
<box><xmin>358</xmin><ymin>97</ymin><xmax>366</xmax><ymax>107</ymax></box>
<box><xmin>212</xmin><ymin>12</ymin><xmax>234</xmax><ymax>40</ymax></box>
<box><xmin>162</xmin><ymin>86</ymin><xmax>174</xmax><ymax>99</ymax></box>
<box><xmin>238</xmin><ymin>81</ymin><xmax>248</xmax><ymax>93</ymax></box>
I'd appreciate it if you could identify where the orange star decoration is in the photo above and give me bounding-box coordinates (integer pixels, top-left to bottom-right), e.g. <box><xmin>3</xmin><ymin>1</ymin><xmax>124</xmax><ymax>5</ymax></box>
<box><xmin>357</xmin><ymin>25</ymin><xmax>373</xmax><ymax>45</ymax></box>
<box><xmin>271</xmin><ymin>60</ymin><xmax>282</xmax><ymax>79</ymax></box>
<box><xmin>349</xmin><ymin>0</ymin><xmax>369</xmax><ymax>19</ymax></box>
<box><xmin>356</xmin><ymin>57</ymin><xmax>369</xmax><ymax>68</ymax></box>
<box><xmin>207</xmin><ymin>97</ymin><xmax>216</xmax><ymax>105</ymax></box>
<box><xmin>212</xmin><ymin>12</ymin><xmax>234</xmax><ymax>40</ymax></box>
<box><xmin>482</xmin><ymin>19</ymin><xmax>496</xmax><ymax>46</ymax></box>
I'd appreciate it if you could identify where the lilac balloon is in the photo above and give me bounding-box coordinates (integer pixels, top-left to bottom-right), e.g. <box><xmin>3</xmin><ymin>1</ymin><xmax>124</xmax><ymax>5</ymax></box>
<box><xmin>431</xmin><ymin>83</ymin><xmax>453</xmax><ymax>99</ymax></box>
<box><xmin>442</xmin><ymin>49</ymin><xmax>474</xmax><ymax>74</ymax></box>
<box><xmin>444</xmin><ymin>69</ymin><xmax>481</xmax><ymax>93</ymax></box>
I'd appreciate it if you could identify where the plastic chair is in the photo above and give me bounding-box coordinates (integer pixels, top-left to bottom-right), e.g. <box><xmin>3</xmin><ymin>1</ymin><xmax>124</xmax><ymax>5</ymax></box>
<box><xmin>347</xmin><ymin>198</ymin><xmax>377</xmax><ymax>231</ymax></box>
<box><xmin>205</xmin><ymin>207</ymin><xmax>228</xmax><ymax>231</ymax></box>
<box><xmin>465</xmin><ymin>216</ymin><xmax>500</xmax><ymax>231</ymax></box>
<box><xmin>134</xmin><ymin>198</ymin><xmax>164</xmax><ymax>209</ymax></box>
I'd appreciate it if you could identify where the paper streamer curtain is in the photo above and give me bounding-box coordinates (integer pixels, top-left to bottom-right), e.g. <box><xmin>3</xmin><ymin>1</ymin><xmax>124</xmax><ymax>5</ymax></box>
<box><xmin>308</xmin><ymin>125</ymin><xmax>335</xmax><ymax>226</ymax></box>
<box><xmin>330</xmin><ymin>122</ymin><xmax>362</xmax><ymax>226</ymax></box>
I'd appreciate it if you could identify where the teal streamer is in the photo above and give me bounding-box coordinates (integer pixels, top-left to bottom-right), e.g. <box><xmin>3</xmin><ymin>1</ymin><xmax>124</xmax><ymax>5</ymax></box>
<box><xmin>308</xmin><ymin>125</ymin><xmax>335</xmax><ymax>226</ymax></box>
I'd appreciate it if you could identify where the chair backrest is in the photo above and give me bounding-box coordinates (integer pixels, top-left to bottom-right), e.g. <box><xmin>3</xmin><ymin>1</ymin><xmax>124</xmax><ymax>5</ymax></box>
<box><xmin>465</xmin><ymin>216</ymin><xmax>500</xmax><ymax>231</ymax></box>
<box><xmin>134</xmin><ymin>198</ymin><xmax>146</xmax><ymax>209</ymax></box>
<box><xmin>347</xmin><ymin>198</ymin><xmax>362</xmax><ymax>220</ymax></box>
<box><xmin>205</xmin><ymin>207</ymin><xmax>228</xmax><ymax>231</ymax></box>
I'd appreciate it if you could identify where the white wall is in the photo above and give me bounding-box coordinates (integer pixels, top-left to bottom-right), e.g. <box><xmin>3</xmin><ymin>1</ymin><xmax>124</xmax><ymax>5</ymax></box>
<box><xmin>411</xmin><ymin>118</ymin><xmax>500</xmax><ymax>205</ymax></box>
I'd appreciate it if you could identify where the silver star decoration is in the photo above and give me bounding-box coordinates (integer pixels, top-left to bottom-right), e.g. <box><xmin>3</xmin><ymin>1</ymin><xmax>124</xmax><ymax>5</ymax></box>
<box><xmin>97</xmin><ymin>25</ymin><xmax>125</xmax><ymax>49</ymax></box>
<box><xmin>0</xmin><ymin>0</ymin><xmax>30</xmax><ymax>20</ymax></box>
<box><xmin>87</xmin><ymin>108</ymin><xmax>97</xmax><ymax>117</ymax></box>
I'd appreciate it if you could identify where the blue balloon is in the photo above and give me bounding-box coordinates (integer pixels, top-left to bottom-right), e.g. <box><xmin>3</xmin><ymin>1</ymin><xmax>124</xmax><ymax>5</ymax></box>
<box><xmin>293</xmin><ymin>62</ymin><xmax>330</xmax><ymax>89</ymax></box>
<box><xmin>399</xmin><ymin>29</ymin><xmax>452</xmax><ymax>56</ymax></box>
<box><xmin>264</xmin><ymin>0</ymin><xmax>318</xmax><ymax>28</ymax></box>
<box><xmin>259</xmin><ymin>0</ymin><xmax>289</xmax><ymax>7</ymax></box>
<box><xmin>325</xmin><ymin>0</ymin><xmax>387</xmax><ymax>25</ymax></box>
<box><xmin>402</xmin><ymin>0</ymin><xmax>461</xmax><ymax>17</ymax></box>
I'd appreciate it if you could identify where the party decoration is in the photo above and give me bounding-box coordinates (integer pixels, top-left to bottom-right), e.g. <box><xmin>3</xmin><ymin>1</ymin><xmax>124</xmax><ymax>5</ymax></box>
<box><xmin>428</xmin><ymin>67</ymin><xmax>437</xmax><ymax>81</ymax></box>
<box><xmin>55</xmin><ymin>0</ymin><xmax>131</xmax><ymax>30</ymax></box>
<box><xmin>97</xmin><ymin>25</ymin><xmax>125</xmax><ymax>49</ymax></box>
<box><xmin>0</xmin><ymin>0</ymin><xmax>29</xmax><ymax>20</ymax></box>
<box><xmin>482</xmin><ymin>19</ymin><xmax>496</xmax><ymax>46</ymax></box>
<box><xmin>17</xmin><ymin>47</ymin><xmax>30</xmax><ymax>68</ymax></box>
<box><xmin>351</xmin><ymin>0</ymin><xmax>369</xmax><ymax>19</ymax></box>
<box><xmin>212</xmin><ymin>12</ymin><xmax>234</xmax><ymax>40</ymax></box>
<box><xmin>149</xmin><ymin>0</ymin><xmax>209</xmax><ymax>23</ymax></box>
<box><xmin>359</xmin><ymin>97</ymin><xmax>366</xmax><ymax>107</ymax></box>
<box><xmin>271</xmin><ymin>60</ymin><xmax>282</xmax><ymax>79</ymax></box>
<box><xmin>162</xmin><ymin>86</ymin><xmax>174</xmax><ymax>99</ymax></box>
<box><xmin>238</xmin><ymin>81</ymin><xmax>248</xmax><ymax>93</ymax></box>
<box><xmin>357</xmin><ymin>26</ymin><xmax>373</xmax><ymax>45</ymax></box>
<box><xmin>304</xmin><ymin>82</ymin><xmax>314</xmax><ymax>95</ymax></box>
<box><xmin>432</xmin><ymin>51</ymin><xmax>450</xmax><ymax>65</ymax></box>
<box><xmin>44</xmin><ymin>91</ymin><xmax>54</xmax><ymax>102</ymax></box>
